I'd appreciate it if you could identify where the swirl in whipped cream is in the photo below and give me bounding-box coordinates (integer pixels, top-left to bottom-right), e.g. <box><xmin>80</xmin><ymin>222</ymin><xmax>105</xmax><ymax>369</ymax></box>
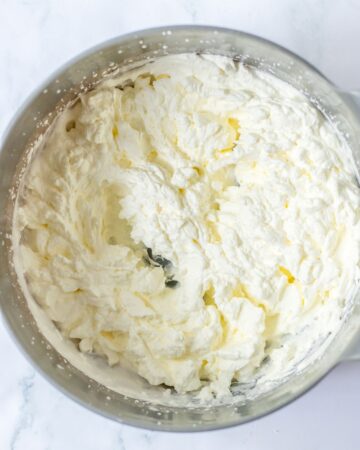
<box><xmin>14</xmin><ymin>54</ymin><xmax>360</xmax><ymax>399</ymax></box>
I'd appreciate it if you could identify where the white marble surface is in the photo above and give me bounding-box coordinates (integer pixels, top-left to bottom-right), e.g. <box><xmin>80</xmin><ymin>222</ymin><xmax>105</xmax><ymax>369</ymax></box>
<box><xmin>1</xmin><ymin>0</ymin><xmax>360</xmax><ymax>448</ymax></box>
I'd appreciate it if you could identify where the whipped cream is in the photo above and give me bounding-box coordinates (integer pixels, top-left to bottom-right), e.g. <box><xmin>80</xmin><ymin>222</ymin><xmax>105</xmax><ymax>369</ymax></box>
<box><xmin>14</xmin><ymin>54</ymin><xmax>360</xmax><ymax>400</ymax></box>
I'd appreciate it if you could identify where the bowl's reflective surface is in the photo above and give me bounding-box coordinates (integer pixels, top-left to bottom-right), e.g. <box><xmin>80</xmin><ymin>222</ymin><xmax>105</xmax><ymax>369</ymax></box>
<box><xmin>1</xmin><ymin>26</ymin><xmax>360</xmax><ymax>431</ymax></box>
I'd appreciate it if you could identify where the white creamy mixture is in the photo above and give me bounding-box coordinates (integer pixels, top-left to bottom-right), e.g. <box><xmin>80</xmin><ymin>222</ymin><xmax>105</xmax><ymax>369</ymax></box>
<box><xmin>14</xmin><ymin>54</ymin><xmax>360</xmax><ymax>399</ymax></box>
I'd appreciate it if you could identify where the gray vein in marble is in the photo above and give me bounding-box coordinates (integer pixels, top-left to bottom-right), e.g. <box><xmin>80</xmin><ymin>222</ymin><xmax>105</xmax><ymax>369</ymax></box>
<box><xmin>117</xmin><ymin>431</ymin><xmax>126</xmax><ymax>450</ymax></box>
<box><xmin>181</xmin><ymin>0</ymin><xmax>199</xmax><ymax>23</ymax></box>
<box><xmin>10</xmin><ymin>372</ymin><xmax>35</xmax><ymax>450</ymax></box>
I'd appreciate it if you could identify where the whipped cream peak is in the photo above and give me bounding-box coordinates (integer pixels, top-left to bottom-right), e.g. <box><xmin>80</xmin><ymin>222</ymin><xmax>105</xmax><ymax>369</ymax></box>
<box><xmin>14</xmin><ymin>54</ymin><xmax>360</xmax><ymax>400</ymax></box>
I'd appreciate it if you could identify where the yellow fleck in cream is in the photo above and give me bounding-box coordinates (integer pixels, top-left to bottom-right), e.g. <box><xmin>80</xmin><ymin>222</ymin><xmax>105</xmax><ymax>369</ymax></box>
<box><xmin>279</xmin><ymin>266</ymin><xmax>295</xmax><ymax>284</ymax></box>
<box><xmin>112</xmin><ymin>126</ymin><xmax>119</xmax><ymax>138</ymax></box>
<box><xmin>147</xmin><ymin>149</ymin><xmax>158</xmax><ymax>161</ymax></box>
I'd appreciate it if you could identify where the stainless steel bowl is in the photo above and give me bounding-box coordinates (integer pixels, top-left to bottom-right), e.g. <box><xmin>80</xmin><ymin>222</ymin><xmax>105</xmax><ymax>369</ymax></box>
<box><xmin>1</xmin><ymin>25</ymin><xmax>360</xmax><ymax>432</ymax></box>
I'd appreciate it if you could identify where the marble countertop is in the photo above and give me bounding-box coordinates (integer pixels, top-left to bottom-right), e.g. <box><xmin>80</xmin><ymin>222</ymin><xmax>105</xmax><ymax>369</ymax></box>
<box><xmin>1</xmin><ymin>0</ymin><xmax>360</xmax><ymax>448</ymax></box>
